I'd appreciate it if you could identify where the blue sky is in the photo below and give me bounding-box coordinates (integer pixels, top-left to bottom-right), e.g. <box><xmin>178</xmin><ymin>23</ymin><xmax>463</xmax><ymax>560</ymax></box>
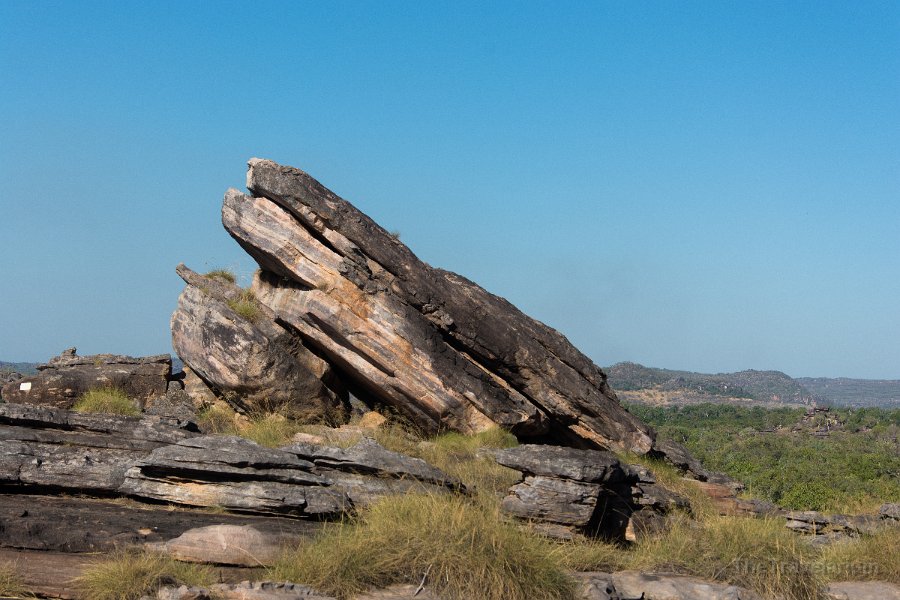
<box><xmin>1</xmin><ymin>1</ymin><xmax>897</xmax><ymax>378</ymax></box>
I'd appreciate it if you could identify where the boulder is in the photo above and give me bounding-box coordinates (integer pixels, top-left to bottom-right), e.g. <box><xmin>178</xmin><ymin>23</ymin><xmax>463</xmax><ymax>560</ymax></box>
<box><xmin>158</xmin><ymin>524</ymin><xmax>287</xmax><ymax>567</ymax></box>
<box><xmin>491</xmin><ymin>445</ymin><xmax>689</xmax><ymax>540</ymax></box>
<box><xmin>216</xmin><ymin>158</ymin><xmax>654</xmax><ymax>454</ymax></box>
<box><xmin>171</xmin><ymin>265</ymin><xmax>347</xmax><ymax>420</ymax></box>
<box><xmin>575</xmin><ymin>571</ymin><xmax>764</xmax><ymax>600</ymax></box>
<box><xmin>1</xmin><ymin>347</ymin><xmax>171</xmax><ymax>409</ymax></box>
<box><xmin>825</xmin><ymin>581</ymin><xmax>900</xmax><ymax>600</ymax></box>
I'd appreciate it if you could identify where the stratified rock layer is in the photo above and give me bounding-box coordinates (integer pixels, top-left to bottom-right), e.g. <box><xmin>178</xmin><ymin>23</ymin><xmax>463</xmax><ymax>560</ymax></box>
<box><xmin>1</xmin><ymin>348</ymin><xmax>171</xmax><ymax>408</ymax></box>
<box><xmin>0</xmin><ymin>403</ymin><xmax>461</xmax><ymax>517</ymax></box>
<box><xmin>219</xmin><ymin>158</ymin><xmax>653</xmax><ymax>454</ymax></box>
<box><xmin>171</xmin><ymin>264</ymin><xmax>346</xmax><ymax>419</ymax></box>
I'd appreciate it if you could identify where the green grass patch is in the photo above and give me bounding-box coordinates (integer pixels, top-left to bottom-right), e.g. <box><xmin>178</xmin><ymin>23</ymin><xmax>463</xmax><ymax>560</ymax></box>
<box><xmin>75</xmin><ymin>549</ymin><xmax>215</xmax><ymax>600</ymax></box>
<box><xmin>271</xmin><ymin>493</ymin><xmax>574</xmax><ymax>600</ymax></box>
<box><xmin>73</xmin><ymin>388</ymin><xmax>140</xmax><ymax>416</ymax></box>
<box><xmin>205</xmin><ymin>268</ymin><xmax>236</xmax><ymax>283</ymax></box>
<box><xmin>227</xmin><ymin>289</ymin><xmax>262</xmax><ymax>322</ymax></box>
<box><xmin>630</xmin><ymin>403</ymin><xmax>900</xmax><ymax>512</ymax></box>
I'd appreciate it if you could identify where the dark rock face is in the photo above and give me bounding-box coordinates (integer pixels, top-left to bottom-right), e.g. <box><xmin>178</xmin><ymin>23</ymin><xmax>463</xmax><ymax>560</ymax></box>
<box><xmin>0</xmin><ymin>347</ymin><xmax>171</xmax><ymax>408</ymax></box>
<box><xmin>491</xmin><ymin>444</ymin><xmax>689</xmax><ymax>541</ymax></box>
<box><xmin>171</xmin><ymin>264</ymin><xmax>347</xmax><ymax>420</ymax></box>
<box><xmin>216</xmin><ymin>158</ymin><xmax>654</xmax><ymax>454</ymax></box>
<box><xmin>0</xmin><ymin>403</ymin><xmax>460</xmax><ymax>517</ymax></box>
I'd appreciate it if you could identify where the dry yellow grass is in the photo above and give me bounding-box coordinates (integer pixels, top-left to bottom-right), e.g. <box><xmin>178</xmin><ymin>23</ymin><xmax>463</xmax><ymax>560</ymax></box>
<box><xmin>75</xmin><ymin>549</ymin><xmax>215</xmax><ymax>600</ymax></box>
<box><xmin>72</xmin><ymin>388</ymin><xmax>140</xmax><ymax>416</ymax></box>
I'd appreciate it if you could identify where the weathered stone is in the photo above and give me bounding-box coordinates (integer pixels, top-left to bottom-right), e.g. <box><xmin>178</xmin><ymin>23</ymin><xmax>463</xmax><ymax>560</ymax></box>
<box><xmin>155</xmin><ymin>582</ymin><xmax>337</xmax><ymax>600</ymax></box>
<box><xmin>608</xmin><ymin>571</ymin><xmax>763</xmax><ymax>600</ymax></box>
<box><xmin>1</xmin><ymin>348</ymin><xmax>171</xmax><ymax>408</ymax></box>
<box><xmin>880</xmin><ymin>502</ymin><xmax>900</xmax><ymax>521</ymax></box>
<box><xmin>491</xmin><ymin>444</ymin><xmax>689</xmax><ymax>540</ymax></box>
<box><xmin>216</xmin><ymin>158</ymin><xmax>655</xmax><ymax>454</ymax></box>
<box><xmin>181</xmin><ymin>366</ymin><xmax>219</xmax><ymax>409</ymax></box>
<box><xmin>158</xmin><ymin>525</ymin><xmax>287</xmax><ymax>567</ymax></box>
<box><xmin>502</xmin><ymin>475</ymin><xmax>603</xmax><ymax>526</ymax></box>
<box><xmin>172</xmin><ymin>264</ymin><xmax>346</xmax><ymax>420</ymax></box>
<box><xmin>0</xmin><ymin>403</ymin><xmax>460</xmax><ymax>518</ymax></box>
<box><xmin>0</xmin><ymin>494</ymin><xmax>320</xmax><ymax>553</ymax></box>
<box><xmin>492</xmin><ymin>444</ymin><xmax>625</xmax><ymax>483</ymax></box>
<box><xmin>826</xmin><ymin>581</ymin><xmax>900</xmax><ymax>600</ymax></box>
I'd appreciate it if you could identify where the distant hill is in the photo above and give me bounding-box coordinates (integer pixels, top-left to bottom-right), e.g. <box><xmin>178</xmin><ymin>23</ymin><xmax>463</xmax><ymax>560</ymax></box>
<box><xmin>0</xmin><ymin>361</ymin><xmax>39</xmax><ymax>376</ymax></box>
<box><xmin>606</xmin><ymin>362</ymin><xmax>811</xmax><ymax>405</ymax></box>
<box><xmin>797</xmin><ymin>377</ymin><xmax>900</xmax><ymax>408</ymax></box>
<box><xmin>606</xmin><ymin>362</ymin><xmax>900</xmax><ymax>408</ymax></box>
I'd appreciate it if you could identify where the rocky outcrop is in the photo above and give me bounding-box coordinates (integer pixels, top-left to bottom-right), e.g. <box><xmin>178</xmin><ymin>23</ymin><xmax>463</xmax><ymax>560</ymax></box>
<box><xmin>0</xmin><ymin>403</ymin><xmax>461</xmax><ymax>517</ymax></box>
<box><xmin>1</xmin><ymin>347</ymin><xmax>171</xmax><ymax>408</ymax></box>
<box><xmin>491</xmin><ymin>444</ymin><xmax>689</xmax><ymax>541</ymax></box>
<box><xmin>171</xmin><ymin>264</ymin><xmax>347</xmax><ymax>420</ymax></box>
<box><xmin>576</xmin><ymin>571</ymin><xmax>763</xmax><ymax>600</ymax></box>
<box><xmin>213</xmin><ymin>158</ymin><xmax>654</xmax><ymax>455</ymax></box>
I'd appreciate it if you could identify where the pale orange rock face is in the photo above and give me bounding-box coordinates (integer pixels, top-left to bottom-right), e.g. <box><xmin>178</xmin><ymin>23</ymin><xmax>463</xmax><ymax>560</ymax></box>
<box><xmin>220</xmin><ymin>158</ymin><xmax>655</xmax><ymax>454</ymax></box>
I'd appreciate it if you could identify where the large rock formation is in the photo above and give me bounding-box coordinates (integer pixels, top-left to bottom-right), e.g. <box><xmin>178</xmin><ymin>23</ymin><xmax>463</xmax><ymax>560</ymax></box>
<box><xmin>216</xmin><ymin>158</ymin><xmax>653</xmax><ymax>454</ymax></box>
<box><xmin>171</xmin><ymin>264</ymin><xmax>347</xmax><ymax>419</ymax></box>
<box><xmin>1</xmin><ymin>347</ymin><xmax>171</xmax><ymax>408</ymax></box>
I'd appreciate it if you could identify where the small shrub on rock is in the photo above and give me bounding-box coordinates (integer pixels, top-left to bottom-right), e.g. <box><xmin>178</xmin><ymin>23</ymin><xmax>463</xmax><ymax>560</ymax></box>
<box><xmin>205</xmin><ymin>268</ymin><xmax>236</xmax><ymax>283</ymax></box>
<box><xmin>227</xmin><ymin>289</ymin><xmax>262</xmax><ymax>322</ymax></box>
<box><xmin>73</xmin><ymin>388</ymin><xmax>140</xmax><ymax>416</ymax></box>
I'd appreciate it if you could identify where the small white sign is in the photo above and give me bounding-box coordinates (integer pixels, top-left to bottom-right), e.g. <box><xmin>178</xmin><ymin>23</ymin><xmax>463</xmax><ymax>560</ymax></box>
<box><xmin>19</xmin><ymin>382</ymin><xmax>32</xmax><ymax>392</ymax></box>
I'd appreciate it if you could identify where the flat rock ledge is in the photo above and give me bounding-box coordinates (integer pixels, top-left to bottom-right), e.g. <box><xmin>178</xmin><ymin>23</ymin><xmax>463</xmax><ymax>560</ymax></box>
<box><xmin>1</xmin><ymin>347</ymin><xmax>172</xmax><ymax>409</ymax></box>
<box><xmin>0</xmin><ymin>402</ymin><xmax>462</xmax><ymax>517</ymax></box>
<box><xmin>491</xmin><ymin>445</ymin><xmax>689</xmax><ymax>541</ymax></box>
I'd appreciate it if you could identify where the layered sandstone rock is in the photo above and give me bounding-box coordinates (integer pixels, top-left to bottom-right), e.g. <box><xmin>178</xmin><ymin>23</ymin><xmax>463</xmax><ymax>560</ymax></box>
<box><xmin>218</xmin><ymin>158</ymin><xmax>654</xmax><ymax>454</ymax></box>
<box><xmin>171</xmin><ymin>264</ymin><xmax>347</xmax><ymax>420</ymax></box>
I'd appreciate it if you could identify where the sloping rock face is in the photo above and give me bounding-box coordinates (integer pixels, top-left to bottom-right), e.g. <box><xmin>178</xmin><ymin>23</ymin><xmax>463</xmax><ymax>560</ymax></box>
<box><xmin>492</xmin><ymin>445</ymin><xmax>689</xmax><ymax>541</ymax></box>
<box><xmin>1</xmin><ymin>347</ymin><xmax>171</xmax><ymax>408</ymax></box>
<box><xmin>219</xmin><ymin>158</ymin><xmax>653</xmax><ymax>454</ymax></box>
<box><xmin>0</xmin><ymin>403</ymin><xmax>461</xmax><ymax>517</ymax></box>
<box><xmin>171</xmin><ymin>264</ymin><xmax>347</xmax><ymax>419</ymax></box>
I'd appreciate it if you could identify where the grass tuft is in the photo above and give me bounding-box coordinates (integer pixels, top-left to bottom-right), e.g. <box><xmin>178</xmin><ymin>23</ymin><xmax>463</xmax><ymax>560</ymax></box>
<box><xmin>227</xmin><ymin>289</ymin><xmax>262</xmax><ymax>322</ymax></box>
<box><xmin>75</xmin><ymin>549</ymin><xmax>215</xmax><ymax>600</ymax></box>
<box><xmin>271</xmin><ymin>493</ymin><xmax>574</xmax><ymax>600</ymax></box>
<box><xmin>0</xmin><ymin>561</ymin><xmax>29</xmax><ymax>597</ymax></box>
<box><xmin>629</xmin><ymin>514</ymin><xmax>823</xmax><ymax>600</ymax></box>
<box><xmin>205</xmin><ymin>268</ymin><xmax>236</xmax><ymax>283</ymax></box>
<box><xmin>73</xmin><ymin>387</ymin><xmax>140</xmax><ymax>416</ymax></box>
<box><xmin>816</xmin><ymin>525</ymin><xmax>900</xmax><ymax>583</ymax></box>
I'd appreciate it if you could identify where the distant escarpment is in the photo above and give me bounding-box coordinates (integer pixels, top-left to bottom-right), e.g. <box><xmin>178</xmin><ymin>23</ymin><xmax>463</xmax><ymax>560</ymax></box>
<box><xmin>608</xmin><ymin>362</ymin><xmax>900</xmax><ymax>408</ymax></box>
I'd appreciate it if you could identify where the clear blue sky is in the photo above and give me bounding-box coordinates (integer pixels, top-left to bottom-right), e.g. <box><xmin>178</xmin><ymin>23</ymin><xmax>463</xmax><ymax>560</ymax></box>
<box><xmin>1</xmin><ymin>1</ymin><xmax>898</xmax><ymax>379</ymax></box>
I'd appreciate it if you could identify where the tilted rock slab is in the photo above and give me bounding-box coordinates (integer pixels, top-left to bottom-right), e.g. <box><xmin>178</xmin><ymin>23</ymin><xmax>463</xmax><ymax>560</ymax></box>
<box><xmin>0</xmin><ymin>403</ymin><xmax>461</xmax><ymax>517</ymax></box>
<box><xmin>1</xmin><ymin>347</ymin><xmax>171</xmax><ymax>408</ymax></box>
<box><xmin>171</xmin><ymin>264</ymin><xmax>346</xmax><ymax>419</ymax></box>
<box><xmin>220</xmin><ymin>158</ymin><xmax>653</xmax><ymax>454</ymax></box>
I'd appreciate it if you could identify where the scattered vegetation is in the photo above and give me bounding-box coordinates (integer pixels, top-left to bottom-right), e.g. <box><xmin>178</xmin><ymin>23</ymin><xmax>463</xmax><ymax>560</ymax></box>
<box><xmin>75</xmin><ymin>549</ymin><xmax>215</xmax><ymax>600</ymax></box>
<box><xmin>72</xmin><ymin>387</ymin><xmax>140</xmax><ymax>416</ymax></box>
<box><xmin>194</xmin><ymin>401</ymin><xmax>899</xmax><ymax>599</ymax></box>
<box><xmin>0</xmin><ymin>561</ymin><xmax>29</xmax><ymax>597</ymax></box>
<box><xmin>204</xmin><ymin>268</ymin><xmax>237</xmax><ymax>283</ymax></box>
<box><xmin>630</xmin><ymin>403</ymin><xmax>900</xmax><ymax>512</ymax></box>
